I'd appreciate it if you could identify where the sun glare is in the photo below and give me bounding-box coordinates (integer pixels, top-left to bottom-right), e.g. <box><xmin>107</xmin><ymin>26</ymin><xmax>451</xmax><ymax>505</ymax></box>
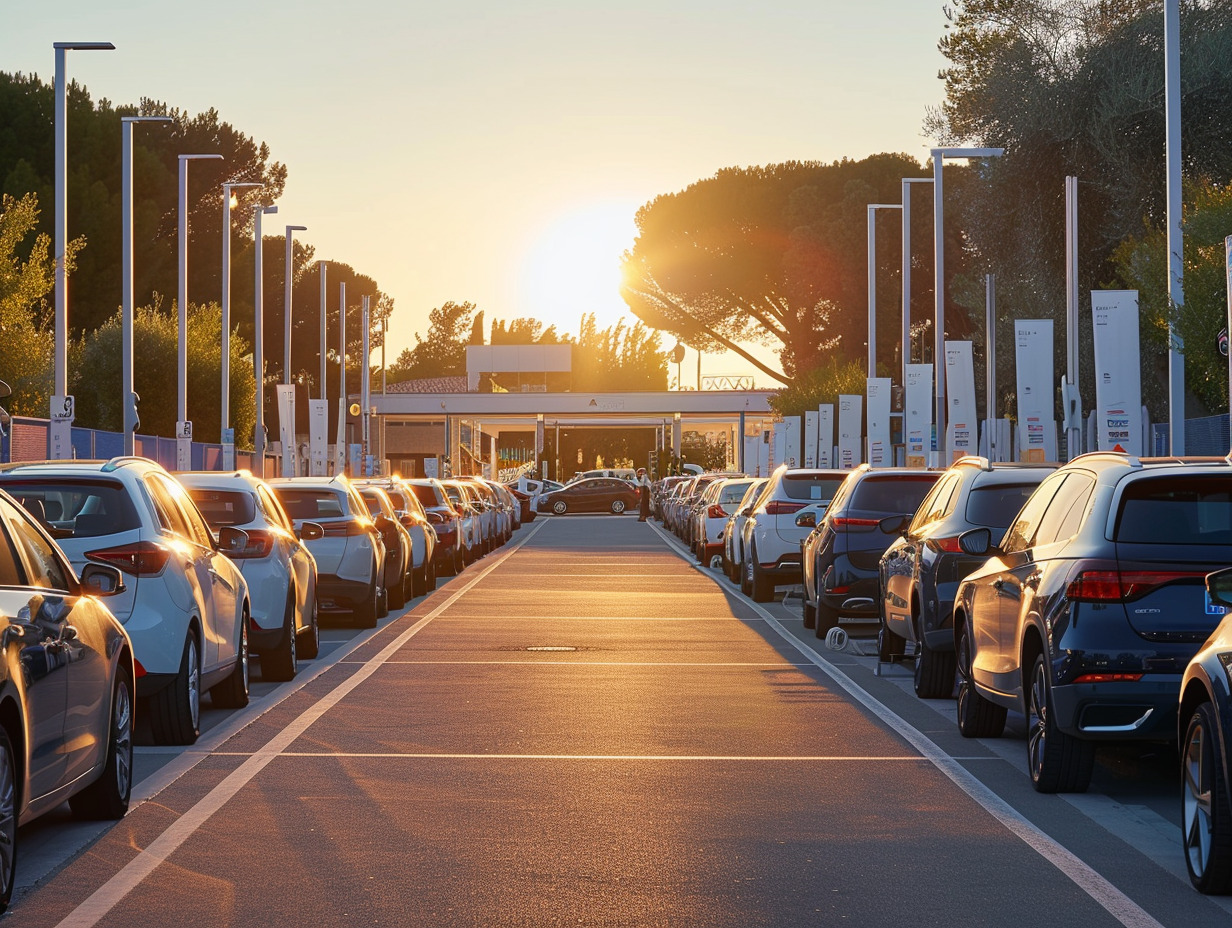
<box><xmin>515</xmin><ymin>201</ymin><xmax>641</xmax><ymax>337</ymax></box>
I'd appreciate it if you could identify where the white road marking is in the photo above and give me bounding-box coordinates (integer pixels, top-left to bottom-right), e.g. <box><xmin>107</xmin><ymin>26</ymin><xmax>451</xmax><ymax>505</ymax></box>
<box><xmin>359</xmin><ymin>660</ymin><xmax>811</xmax><ymax>666</ymax></box>
<box><xmin>212</xmin><ymin>752</ymin><xmax>946</xmax><ymax>761</ymax></box>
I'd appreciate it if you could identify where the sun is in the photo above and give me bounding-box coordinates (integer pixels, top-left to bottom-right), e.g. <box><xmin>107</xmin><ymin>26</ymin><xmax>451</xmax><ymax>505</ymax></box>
<box><xmin>515</xmin><ymin>200</ymin><xmax>642</xmax><ymax>337</ymax></box>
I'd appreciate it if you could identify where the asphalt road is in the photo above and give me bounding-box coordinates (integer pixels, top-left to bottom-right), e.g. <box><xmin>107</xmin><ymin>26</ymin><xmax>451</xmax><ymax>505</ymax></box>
<box><xmin>11</xmin><ymin>515</ymin><xmax>1232</xmax><ymax>927</ymax></box>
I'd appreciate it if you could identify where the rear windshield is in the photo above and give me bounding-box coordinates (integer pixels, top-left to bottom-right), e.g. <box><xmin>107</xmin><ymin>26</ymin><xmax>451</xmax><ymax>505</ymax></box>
<box><xmin>273</xmin><ymin>488</ymin><xmax>349</xmax><ymax>521</ymax></box>
<box><xmin>0</xmin><ymin>478</ymin><xmax>141</xmax><ymax>537</ymax></box>
<box><xmin>185</xmin><ymin>489</ymin><xmax>256</xmax><ymax>527</ymax></box>
<box><xmin>783</xmin><ymin>475</ymin><xmax>848</xmax><ymax>503</ymax></box>
<box><xmin>850</xmin><ymin>475</ymin><xmax>939</xmax><ymax>514</ymax></box>
<box><xmin>410</xmin><ymin>483</ymin><xmax>445</xmax><ymax>508</ymax></box>
<box><xmin>965</xmin><ymin>483</ymin><xmax>1042</xmax><ymax>530</ymax></box>
<box><xmin>720</xmin><ymin>481</ymin><xmax>754</xmax><ymax>504</ymax></box>
<box><xmin>1115</xmin><ymin>475</ymin><xmax>1232</xmax><ymax>544</ymax></box>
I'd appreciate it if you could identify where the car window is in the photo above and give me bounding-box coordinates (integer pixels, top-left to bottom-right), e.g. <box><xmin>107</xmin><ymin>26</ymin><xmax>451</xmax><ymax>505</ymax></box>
<box><xmin>0</xmin><ymin>478</ymin><xmax>141</xmax><ymax>538</ymax></box>
<box><xmin>964</xmin><ymin>482</ymin><xmax>1047</xmax><ymax>531</ymax></box>
<box><xmin>720</xmin><ymin>481</ymin><xmax>754</xmax><ymax>505</ymax></box>
<box><xmin>0</xmin><ymin>499</ymin><xmax>26</xmax><ymax>586</ymax></box>
<box><xmin>0</xmin><ymin>496</ymin><xmax>70</xmax><ymax>591</ymax></box>
<box><xmin>161</xmin><ymin>476</ymin><xmax>216</xmax><ymax>549</ymax></box>
<box><xmin>1002</xmin><ymin>472</ymin><xmax>1067</xmax><ymax>554</ymax></box>
<box><xmin>850</xmin><ymin>475</ymin><xmax>939</xmax><ymax>514</ymax></box>
<box><xmin>1115</xmin><ymin>474</ymin><xmax>1232</xmax><ymax>545</ymax></box>
<box><xmin>910</xmin><ymin>473</ymin><xmax>960</xmax><ymax>532</ymax></box>
<box><xmin>258</xmin><ymin>485</ymin><xmax>294</xmax><ymax>532</ymax></box>
<box><xmin>781</xmin><ymin>475</ymin><xmax>846</xmax><ymax>502</ymax></box>
<box><xmin>1029</xmin><ymin>473</ymin><xmax>1096</xmax><ymax>547</ymax></box>
<box><xmin>186</xmin><ymin>488</ymin><xmax>256</xmax><ymax>527</ymax></box>
<box><xmin>275</xmin><ymin>488</ymin><xmax>348</xmax><ymax>520</ymax></box>
<box><xmin>145</xmin><ymin>474</ymin><xmax>193</xmax><ymax>539</ymax></box>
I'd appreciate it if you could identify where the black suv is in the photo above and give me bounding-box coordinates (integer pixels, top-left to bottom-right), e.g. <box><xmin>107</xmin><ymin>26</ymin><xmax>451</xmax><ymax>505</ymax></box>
<box><xmin>953</xmin><ymin>453</ymin><xmax>1232</xmax><ymax>793</ymax></box>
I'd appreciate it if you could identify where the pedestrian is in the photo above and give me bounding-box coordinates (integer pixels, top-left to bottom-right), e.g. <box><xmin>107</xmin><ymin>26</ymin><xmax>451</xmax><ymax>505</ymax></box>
<box><xmin>637</xmin><ymin>468</ymin><xmax>651</xmax><ymax>521</ymax></box>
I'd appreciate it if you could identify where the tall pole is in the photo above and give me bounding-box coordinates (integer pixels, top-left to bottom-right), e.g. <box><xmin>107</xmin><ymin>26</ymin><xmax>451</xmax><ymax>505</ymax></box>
<box><xmin>283</xmin><ymin>225</ymin><xmax>308</xmax><ymax>384</ymax></box>
<box><xmin>867</xmin><ymin>203</ymin><xmax>902</xmax><ymax>378</ymax></box>
<box><xmin>985</xmin><ymin>274</ymin><xmax>997</xmax><ymax>462</ymax></box>
<box><xmin>319</xmin><ymin>262</ymin><xmax>328</xmax><ymax>400</ymax></box>
<box><xmin>52</xmin><ymin>41</ymin><xmax>113</xmax><ymax>458</ymax></box>
<box><xmin>1065</xmin><ymin>176</ymin><xmax>1081</xmax><ymax>460</ymax></box>
<box><xmin>121</xmin><ymin>116</ymin><xmax>170</xmax><ymax>456</ymax></box>
<box><xmin>901</xmin><ymin>178</ymin><xmax>933</xmax><ymax>390</ymax></box>
<box><xmin>1165</xmin><ymin>0</ymin><xmax>1185</xmax><ymax>454</ymax></box>
<box><xmin>253</xmin><ymin>204</ymin><xmax>278</xmax><ymax>468</ymax></box>
<box><xmin>221</xmin><ymin>182</ymin><xmax>262</xmax><ymax>451</ymax></box>
<box><xmin>337</xmin><ymin>281</ymin><xmax>347</xmax><ymax>475</ymax></box>
<box><xmin>361</xmin><ymin>294</ymin><xmax>371</xmax><ymax>474</ymax></box>
<box><xmin>177</xmin><ymin>153</ymin><xmax>223</xmax><ymax>470</ymax></box>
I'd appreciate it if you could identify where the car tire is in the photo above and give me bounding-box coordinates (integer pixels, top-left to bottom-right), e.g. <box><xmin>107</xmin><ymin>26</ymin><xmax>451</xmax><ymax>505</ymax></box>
<box><xmin>955</xmin><ymin>623</ymin><xmax>1006</xmax><ymax>739</ymax></box>
<box><xmin>453</xmin><ymin>545</ymin><xmax>465</xmax><ymax>575</ymax></box>
<box><xmin>802</xmin><ymin>599</ymin><xmax>816</xmax><ymax>630</ymax></box>
<box><xmin>611</xmin><ymin>499</ymin><xmax>626</xmax><ymax>514</ymax></box>
<box><xmin>750</xmin><ymin>547</ymin><xmax>773</xmax><ymax>603</ymax></box>
<box><xmin>1183</xmin><ymin>701</ymin><xmax>1232</xmax><ymax>894</ymax></box>
<box><xmin>378</xmin><ymin>583</ymin><xmax>390</xmax><ymax>618</ymax></box>
<box><xmin>389</xmin><ymin>566</ymin><xmax>407</xmax><ymax>610</ymax></box>
<box><xmin>740</xmin><ymin>555</ymin><xmax>753</xmax><ymax>596</ymax></box>
<box><xmin>913</xmin><ymin>635</ymin><xmax>956</xmax><ymax>699</ymax></box>
<box><xmin>263</xmin><ymin>594</ymin><xmax>299</xmax><ymax>682</ymax></box>
<box><xmin>69</xmin><ymin>671</ymin><xmax>134</xmax><ymax>820</ymax></box>
<box><xmin>148</xmin><ymin>634</ymin><xmax>201</xmax><ymax>745</ymax></box>
<box><xmin>878</xmin><ymin>625</ymin><xmax>905</xmax><ymax>662</ymax></box>
<box><xmin>0</xmin><ymin>727</ymin><xmax>16</xmax><ymax>914</ymax></box>
<box><xmin>1026</xmin><ymin>651</ymin><xmax>1094</xmax><ymax>793</ymax></box>
<box><xmin>425</xmin><ymin>556</ymin><xmax>436</xmax><ymax>593</ymax></box>
<box><xmin>211</xmin><ymin>615</ymin><xmax>250</xmax><ymax>710</ymax></box>
<box><xmin>552</xmin><ymin>500</ymin><xmax>568</xmax><ymax>515</ymax></box>
<box><xmin>354</xmin><ymin>578</ymin><xmax>379</xmax><ymax>629</ymax></box>
<box><xmin>815</xmin><ymin>601</ymin><xmax>840</xmax><ymax>638</ymax></box>
<box><xmin>412</xmin><ymin>563</ymin><xmax>426</xmax><ymax>598</ymax></box>
<box><xmin>298</xmin><ymin>597</ymin><xmax>320</xmax><ymax>660</ymax></box>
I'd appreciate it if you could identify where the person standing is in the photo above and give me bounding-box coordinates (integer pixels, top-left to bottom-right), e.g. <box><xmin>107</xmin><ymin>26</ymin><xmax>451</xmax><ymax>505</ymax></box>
<box><xmin>637</xmin><ymin>468</ymin><xmax>651</xmax><ymax>521</ymax></box>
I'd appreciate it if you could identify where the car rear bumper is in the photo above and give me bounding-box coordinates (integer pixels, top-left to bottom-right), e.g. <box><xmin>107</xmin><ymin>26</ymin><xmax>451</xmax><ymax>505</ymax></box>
<box><xmin>1052</xmin><ymin>677</ymin><xmax>1183</xmax><ymax>740</ymax></box>
<box><xmin>316</xmin><ymin>574</ymin><xmax>372</xmax><ymax>612</ymax></box>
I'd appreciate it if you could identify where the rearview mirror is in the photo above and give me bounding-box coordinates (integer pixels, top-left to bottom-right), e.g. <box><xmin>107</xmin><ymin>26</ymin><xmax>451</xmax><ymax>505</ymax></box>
<box><xmin>218</xmin><ymin>525</ymin><xmax>250</xmax><ymax>555</ymax></box>
<box><xmin>81</xmin><ymin>562</ymin><xmax>126</xmax><ymax>596</ymax></box>
<box><xmin>958</xmin><ymin>527</ymin><xmax>993</xmax><ymax>557</ymax></box>
<box><xmin>795</xmin><ymin>511</ymin><xmax>816</xmax><ymax>529</ymax></box>
<box><xmin>1206</xmin><ymin>567</ymin><xmax>1232</xmax><ymax>608</ymax></box>
<box><xmin>879</xmin><ymin>514</ymin><xmax>911</xmax><ymax>535</ymax></box>
<box><xmin>298</xmin><ymin>521</ymin><xmax>324</xmax><ymax>542</ymax></box>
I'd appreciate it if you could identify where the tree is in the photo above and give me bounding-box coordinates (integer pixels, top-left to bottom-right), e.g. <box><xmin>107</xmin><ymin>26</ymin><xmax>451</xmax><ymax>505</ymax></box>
<box><xmin>768</xmin><ymin>357</ymin><xmax>868</xmax><ymax>419</ymax></box>
<box><xmin>570</xmin><ymin>314</ymin><xmax>668</xmax><ymax>392</ymax></box>
<box><xmin>388</xmin><ymin>301</ymin><xmax>478</xmax><ymax>383</ymax></box>
<box><xmin>620</xmin><ymin>155</ymin><xmax>943</xmax><ymax>386</ymax></box>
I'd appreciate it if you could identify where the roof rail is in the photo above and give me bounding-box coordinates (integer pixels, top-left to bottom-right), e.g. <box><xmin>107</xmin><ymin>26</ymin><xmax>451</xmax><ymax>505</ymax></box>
<box><xmin>1068</xmin><ymin>450</ymin><xmax>1141</xmax><ymax>468</ymax></box>
<box><xmin>952</xmin><ymin>455</ymin><xmax>993</xmax><ymax>471</ymax></box>
<box><xmin>100</xmin><ymin>455</ymin><xmax>156</xmax><ymax>473</ymax></box>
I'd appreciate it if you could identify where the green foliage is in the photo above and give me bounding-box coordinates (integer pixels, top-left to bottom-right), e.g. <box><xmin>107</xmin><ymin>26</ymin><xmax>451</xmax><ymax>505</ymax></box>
<box><xmin>768</xmin><ymin>357</ymin><xmax>868</xmax><ymax>419</ymax></box>
<box><xmin>571</xmin><ymin>314</ymin><xmax>667</xmax><ymax>392</ymax></box>
<box><xmin>389</xmin><ymin>301</ymin><xmax>479</xmax><ymax>382</ymax></box>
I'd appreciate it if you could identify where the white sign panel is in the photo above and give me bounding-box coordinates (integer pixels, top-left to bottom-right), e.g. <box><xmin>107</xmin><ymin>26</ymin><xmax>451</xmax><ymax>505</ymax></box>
<box><xmin>48</xmin><ymin>394</ymin><xmax>75</xmax><ymax>460</ymax></box>
<box><xmin>1092</xmin><ymin>290</ymin><xmax>1143</xmax><ymax>454</ymax></box>
<box><xmin>945</xmin><ymin>341</ymin><xmax>977</xmax><ymax>463</ymax></box>
<box><xmin>803</xmin><ymin>411</ymin><xmax>818</xmax><ymax>468</ymax></box>
<box><xmin>770</xmin><ymin>423</ymin><xmax>785</xmax><ymax>469</ymax></box>
<box><xmin>866</xmin><ymin>378</ymin><xmax>892</xmax><ymax>466</ymax></box>
<box><xmin>308</xmin><ymin>399</ymin><xmax>329</xmax><ymax>476</ymax></box>
<box><xmin>817</xmin><ymin>404</ymin><xmax>834</xmax><ymax>468</ymax></box>
<box><xmin>1014</xmin><ymin>320</ymin><xmax>1056</xmax><ymax>462</ymax></box>
<box><xmin>904</xmin><ymin>364</ymin><xmax>932</xmax><ymax>468</ymax></box>
<box><xmin>837</xmin><ymin>394</ymin><xmax>863</xmax><ymax>470</ymax></box>
<box><xmin>276</xmin><ymin>384</ymin><xmax>297</xmax><ymax>477</ymax></box>
<box><xmin>781</xmin><ymin>416</ymin><xmax>801</xmax><ymax>467</ymax></box>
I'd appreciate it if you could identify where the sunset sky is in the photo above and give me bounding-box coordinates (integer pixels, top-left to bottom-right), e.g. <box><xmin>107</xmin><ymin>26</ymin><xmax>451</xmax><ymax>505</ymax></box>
<box><xmin>3</xmin><ymin>2</ymin><xmax>950</xmax><ymax>386</ymax></box>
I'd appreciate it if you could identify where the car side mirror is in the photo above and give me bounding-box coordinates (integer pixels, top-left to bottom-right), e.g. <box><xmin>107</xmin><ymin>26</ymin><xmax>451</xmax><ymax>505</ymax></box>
<box><xmin>81</xmin><ymin>562</ymin><xmax>126</xmax><ymax>596</ymax></box>
<box><xmin>958</xmin><ymin>527</ymin><xmax>993</xmax><ymax>557</ymax></box>
<box><xmin>1206</xmin><ymin>567</ymin><xmax>1232</xmax><ymax>608</ymax></box>
<box><xmin>218</xmin><ymin>525</ymin><xmax>250</xmax><ymax>555</ymax></box>
<box><xmin>879</xmin><ymin>514</ymin><xmax>911</xmax><ymax>535</ymax></box>
<box><xmin>298</xmin><ymin>521</ymin><xmax>324</xmax><ymax>541</ymax></box>
<box><xmin>795</xmin><ymin>512</ymin><xmax>817</xmax><ymax>529</ymax></box>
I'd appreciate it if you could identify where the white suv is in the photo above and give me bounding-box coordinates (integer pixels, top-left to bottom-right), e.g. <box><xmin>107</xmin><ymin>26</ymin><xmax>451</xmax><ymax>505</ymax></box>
<box><xmin>178</xmin><ymin>471</ymin><xmax>322</xmax><ymax>681</ymax></box>
<box><xmin>0</xmin><ymin>457</ymin><xmax>251</xmax><ymax>745</ymax></box>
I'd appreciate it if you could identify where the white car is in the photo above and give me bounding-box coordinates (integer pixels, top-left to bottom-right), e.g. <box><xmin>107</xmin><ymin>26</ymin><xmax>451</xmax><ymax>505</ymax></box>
<box><xmin>270</xmin><ymin>476</ymin><xmax>386</xmax><ymax>628</ymax></box>
<box><xmin>724</xmin><ymin>478</ymin><xmax>768</xmax><ymax>583</ymax></box>
<box><xmin>0</xmin><ymin>457</ymin><xmax>251</xmax><ymax>745</ymax></box>
<box><xmin>178</xmin><ymin>471</ymin><xmax>322</xmax><ymax>681</ymax></box>
<box><xmin>355</xmin><ymin>477</ymin><xmax>438</xmax><ymax>598</ymax></box>
<box><xmin>695</xmin><ymin>477</ymin><xmax>756</xmax><ymax>567</ymax></box>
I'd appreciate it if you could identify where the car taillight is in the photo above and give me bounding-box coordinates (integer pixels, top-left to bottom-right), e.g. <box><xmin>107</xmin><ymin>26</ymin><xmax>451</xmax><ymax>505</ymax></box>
<box><xmin>1065</xmin><ymin>566</ymin><xmax>1206</xmax><ymax>602</ymax></box>
<box><xmin>831</xmin><ymin>517</ymin><xmax>880</xmax><ymax>531</ymax></box>
<box><xmin>86</xmin><ymin>541</ymin><xmax>170</xmax><ymax>576</ymax></box>
<box><xmin>1072</xmin><ymin>673</ymin><xmax>1145</xmax><ymax>684</ymax></box>
<box><xmin>765</xmin><ymin>501</ymin><xmax>805</xmax><ymax>516</ymax></box>
<box><xmin>707</xmin><ymin>504</ymin><xmax>728</xmax><ymax>519</ymax></box>
<box><xmin>321</xmin><ymin>519</ymin><xmax>372</xmax><ymax>537</ymax></box>
<box><xmin>231</xmin><ymin>529</ymin><xmax>274</xmax><ymax>559</ymax></box>
<box><xmin>929</xmin><ymin>536</ymin><xmax>963</xmax><ymax>553</ymax></box>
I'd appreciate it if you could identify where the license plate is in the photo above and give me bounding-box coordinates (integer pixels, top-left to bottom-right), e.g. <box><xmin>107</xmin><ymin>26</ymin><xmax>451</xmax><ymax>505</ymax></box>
<box><xmin>1206</xmin><ymin>590</ymin><xmax>1228</xmax><ymax>616</ymax></box>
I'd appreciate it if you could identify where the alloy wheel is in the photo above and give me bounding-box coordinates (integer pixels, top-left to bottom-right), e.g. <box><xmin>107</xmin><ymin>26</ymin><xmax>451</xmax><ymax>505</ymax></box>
<box><xmin>114</xmin><ymin>680</ymin><xmax>133</xmax><ymax>802</ymax></box>
<box><xmin>1027</xmin><ymin>658</ymin><xmax>1049</xmax><ymax>781</ymax></box>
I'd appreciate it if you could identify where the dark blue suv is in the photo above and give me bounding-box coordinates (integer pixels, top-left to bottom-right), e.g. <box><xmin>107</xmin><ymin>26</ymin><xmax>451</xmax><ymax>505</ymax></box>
<box><xmin>953</xmin><ymin>453</ymin><xmax>1232</xmax><ymax>793</ymax></box>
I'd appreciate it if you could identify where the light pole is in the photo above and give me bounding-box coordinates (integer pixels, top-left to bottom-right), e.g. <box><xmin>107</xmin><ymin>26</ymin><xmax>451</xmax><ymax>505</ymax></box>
<box><xmin>361</xmin><ymin>294</ymin><xmax>371</xmax><ymax>475</ymax></box>
<box><xmin>177</xmin><ymin>153</ymin><xmax>224</xmax><ymax>470</ymax></box>
<box><xmin>336</xmin><ymin>281</ymin><xmax>347</xmax><ymax>475</ymax></box>
<box><xmin>319</xmin><ymin>261</ymin><xmax>328</xmax><ymax>401</ymax></box>
<box><xmin>283</xmin><ymin>225</ymin><xmax>308</xmax><ymax>384</ymax></box>
<box><xmin>121</xmin><ymin>115</ymin><xmax>170</xmax><ymax>456</ymax></box>
<box><xmin>931</xmin><ymin>146</ymin><xmax>1004</xmax><ymax>459</ymax></box>
<box><xmin>253</xmin><ymin>203</ymin><xmax>278</xmax><ymax>469</ymax></box>
<box><xmin>900</xmin><ymin>177</ymin><xmax>933</xmax><ymax>389</ymax></box>
<box><xmin>1165</xmin><ymin>0</ymin><xmax>1185</xmax><ymax>453</ymax></box>
<box><xmin>52</xmin><ymin>41</ymin><xmax>114</xmax><ymax>459</ymax></box>
<box><xmin>221</xmin><ymin>181</ymin><xmax>262</xmax><ymax>466</ymax></box>
<box><xmin>867</xmin><ymin>203</ymin><xmax>902</xmax><ymax>378</ymax></box>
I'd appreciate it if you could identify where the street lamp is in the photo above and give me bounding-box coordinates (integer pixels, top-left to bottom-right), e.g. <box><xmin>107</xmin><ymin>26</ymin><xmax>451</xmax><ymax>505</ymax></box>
<box><xmin>283</xmin><ymin>225</ymin><xmax>308</xmax><ymax>384</ymax></box>
<box><xmin>336</xmin><ymin>281</ymin><xmax>347</xmax><ymax>475</ymax></box>
<box><xmin>931</xmin><ymin>146</ymin><xmax>1004</xmax><ymax>460</ymax></box>
<box><xmin>900</xmin><ymin>177</ymin><xmax>933</xmax><ymax>389</ymax></box>
<box><xmin>318</xmin><ymin>261</ymin><xmax>328</xmax><ymax>401</ymax></box>
<box><xmin>121</xmin><ymin>115</ymin><xmax>170</xmax><ymax>456</ymax></box>
<box><xmin>52</xmin><ymin>41</ymin><xmax>114</xmax><ymax>459</ymax></box>
<box><xmin>177</xmin><ymin>153</ymin><xmax>224</xmax><ymax>470</ymax></box>
<box><xmin>253</xmin><ymin>203</ymin><xmax>278</xmax><ymax>469</ymax></box>
<box><xmin>1165</xmin><ymin>0</ymin><xmax>1185</xmax><ymax>454</ymax></box>
<box><xmin>867</xmin><ymin>203</ymin><xmax>902</xmax><ymax>378</ymax></box>
<box><xmin>221</xmin><ymin>181</ymin><xmax>262</xmax><ymax>466</ymax></box>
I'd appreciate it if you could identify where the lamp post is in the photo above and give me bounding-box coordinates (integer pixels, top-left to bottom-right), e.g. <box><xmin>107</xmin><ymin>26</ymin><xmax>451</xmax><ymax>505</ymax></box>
<box><xmin>1165</xmin><ymin>0</ymin><xmax>1185</xmax><ymax>453</ymax></box>
<box><xmin>121</xmin><ymin>115</ymin><xmax>170</xmax><ymax>456</ymax></box>
<box><xmin>336</xmin><ymin>281</ymin><xmax>347</xmax><ymax>475</ymax></box>
<box><xmin>177</xmin><ymin>153</ymin><xmax>224</xmax><ymax>470</ymax></box>
<box><xmin>931</xmin><ymin>146</ymin><xmax>1004</xmax><ymax>459</ymax></box>
<box><xmin>253</xmin><ymin>203</ymin><xmax>278</xmax><ymax>469</ymax></box>
<box><xmin>283</xmin><ymin>225</ymin><xmax>308</xmax><ymax>384</ymax></box>
<box><xmin>220</xmin><ymin>181</ymin><xmax>262</xmax><ymax>466</ymax></box>
<box><xmin>900</xmin><ymin>177</ymin><xmax>933</xmax><ymax>389</ymax></box>
<box><xmin>52</xmin><ymin>41</ymin><xmax>114</xmax><ymax>459</ymax></box>
<box><xmin>319</xmin><ymin>261</ymin><xmax>328</xmax><ymax>401</ymax></box>
<box><xmin>867</xmin><ymin>203</ymin><xmax>902</xmax><ymax>378</ymax></box>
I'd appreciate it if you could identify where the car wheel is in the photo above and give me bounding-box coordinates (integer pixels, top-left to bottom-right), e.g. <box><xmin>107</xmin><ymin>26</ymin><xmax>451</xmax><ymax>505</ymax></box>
<box><xmin>878</xmin><ymin>625</ymin><xmax>905</xmax><ymax>662</ymax></box>
<box><xmin>389</xmin><ymin>566</ymin><xmax>407</xmax><ymax>610</ymax></box>
<box><xmin>211</xmin><ymin>615</ymin><xmax>250</xmax><ymax>709</ymax></box>
<box><xmin>425</xmin><ymin>556</ymin><xmax>436</xmax><ymax>593</ymax></box>
<box><xmin>1026</xmin><ymin>651</ymin><xmax>1094</xmax><ymax>793</ymax></box>
<box><xmin>913</xmin><ymin>633</ymin><xmax>956</xmax><ymax>699</ymax></box>
<box><xmin>354</xmin><ymin>578</ymin><xmax>379</xmax><ymax>629</ymax></box>
<box><xmin>611</xmin><ymin>499</ymin><xmax>626</xmax><ymax>514</ymax></box>
<box><xmin>1183</xmin><ymin>701</ymin><xmax>1232</xmax><ymax>894</ymax></box>
<box><xmin>263</xmin><ymin>593</ymin><xmax>299</xmax><ymax>682</ymax></box>
<box><xmin>552</xmin><ymin>500</ymin><xmax>568</xmax><ymax>515</ymax></box>
<box><xmin>815</xmin><ymin>600</ymin><xmax>840</xmax><ymax>638</ymax></box>
<box><xmin>70</xmin><ymin>672</ymin><xmax>134</xmax><ymax>820</ymax></box>
<box><xmin>298</xmin><ymin>597</ymin><xmax>320</xmax><ymax>660</ymax></box>
<box><xmin>148</xmin><ymin>634</ymin><xmax>201</xmax><ymax>745</ymax></box>
<box><xmin>378</xmin><ymin>584</ymin><xmax>390</xmax><ymax>618</ymax></box>
<box><xmin>740</xmin><ymin>555</ymin><xmax>753</xmax><ymax>596</ymax></box>
<box><xmin>955</xmin><ymin>622</ymin><xmax>1006</xmax><ymax>739</ymax></box>
<box><xmin>802</xmin><ymin>599</ymin><xmax>816</xmax><ymax>630</ymax></box>
<box><xmin>0</xmin><ymin>728</ymin><xmax>16</xmax><ymax>914</ymax></box>
<box><xmin>453</xmin><ymin>545</ymin><xmax>465</xmax><ymax>574</ymax></box>
<box><xmin>750</xmin><ymin>548</ymin><xmax>773</xmax><ymax>603</ymax></box>
<box><xmin>412</xmin><ymin>563</ymin><xmax>426</xmax><ymax>598</ymax></box>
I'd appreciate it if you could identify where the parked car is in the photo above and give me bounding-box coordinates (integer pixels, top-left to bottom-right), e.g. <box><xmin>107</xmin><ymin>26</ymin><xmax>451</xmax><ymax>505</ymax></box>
<box><xmin>270</xmin><ymin>476</ymin><xmax>386</xmax><ymax>629</ymax></box>
<box><xmin>741</xmin><ymin>466</ymin><xmax>849</xmax><ymax>602</ymax></box>
<box><xmin>1179</xmin><ymin>567</ymin><xmax>1232</xmax><ymax>894</ymax></box>
<box><xmin>179</xmin><ymin>470</ymin><xmax>323</xmax><ymax>680</ymax></box>
<box><xmin>441</xmin><ymin>480</ymin><xmax>483</xmax><ymax>563</ymax></box>
<box><xmin>356</xmin><ymin>478</ymin><xmax>437</xmax><ymax>598</ymax></box>
<box><xmin>405</xmin><ymin>477</ymin><xmax>464</xmax><ymax>576</ymax></box>
<box><xmin>723</xmin><ymin>478</ymin><xmax>769</xmax><ymax>583</ymax></box>
<box><xmin>953</xmin><ymin>453</ymin><xmax>1232</xmax><ymax>794</ymax></box>
<box><xmin>0</xmin><ymin>487</ymin><xmax>135</xmax><ymax>913</ymax></box>
<box><xmin>537</xmin><ymin>477</ymin><xmax>640</xmax><ymax>515</ymax></box>
<box><xmin>696</xmin><ymin>477</ymin><xmax>755</xmax><ymax>567</ymax></box>
<box><xmin>0</xmin><ymin>457</ymin><xmax>251</xmax><ymax>745</ymax></box>
<box><xmin>801</xmin><ymin>466</ymin><xmax>939</xmax><ymax>634</ymax></box>
<box><xmin>356</xmin><ymin>485</ymin><xmax>414</xmax><ymax>611</ymax></box>
<box><xmin>878</xmin><ymin>458</ymin><xmax>1055</xmax><ymax>697</ymax></box>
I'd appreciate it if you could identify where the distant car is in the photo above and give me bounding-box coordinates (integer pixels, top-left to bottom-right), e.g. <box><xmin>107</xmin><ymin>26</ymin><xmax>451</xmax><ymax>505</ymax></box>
<box><xmin>356</xmin><ymin>478</ymin><xmax>437</xmax><ymax>599</ymax></box>
<box><xmin>878</xmin><ymin>458</ymin><xmax>1054</xmax><ymax>697</ymax></box>
<box><xmin>405</xmin><ymin>477</ymin><xmax>463</xmax><ymax>577</ymax></box>
<box><xmin>537</xmin><ymin>477</ymin><xmax>640</xmax><ymax>515</ymax></box>
<box><xmin>441</xmin><ymin>480</ymin><xmax>484</xmax><ymax>562</ymax></box>
<box><xmin>723</xmin><ymin>478</ymin><xmax>769</xmax><ymax>583</ymax></box>
<box><xmin>356</xmin><ymin>486</ymin><xmax>414</xmax><ymax>611</ymax></box>
<box><xmin>695</xmin><ymin>477</ymin><xmax>755</xmax><ymax>567</ymax></box>
<box><xmin>0</xmin><ymin>487</ymin><xmax>134</xmax><ymax>914</ymax></box>
<box><xmin>179</xmin><ymin>470</ymin><xmax>323</xmax><ymax>680</ymax></box>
